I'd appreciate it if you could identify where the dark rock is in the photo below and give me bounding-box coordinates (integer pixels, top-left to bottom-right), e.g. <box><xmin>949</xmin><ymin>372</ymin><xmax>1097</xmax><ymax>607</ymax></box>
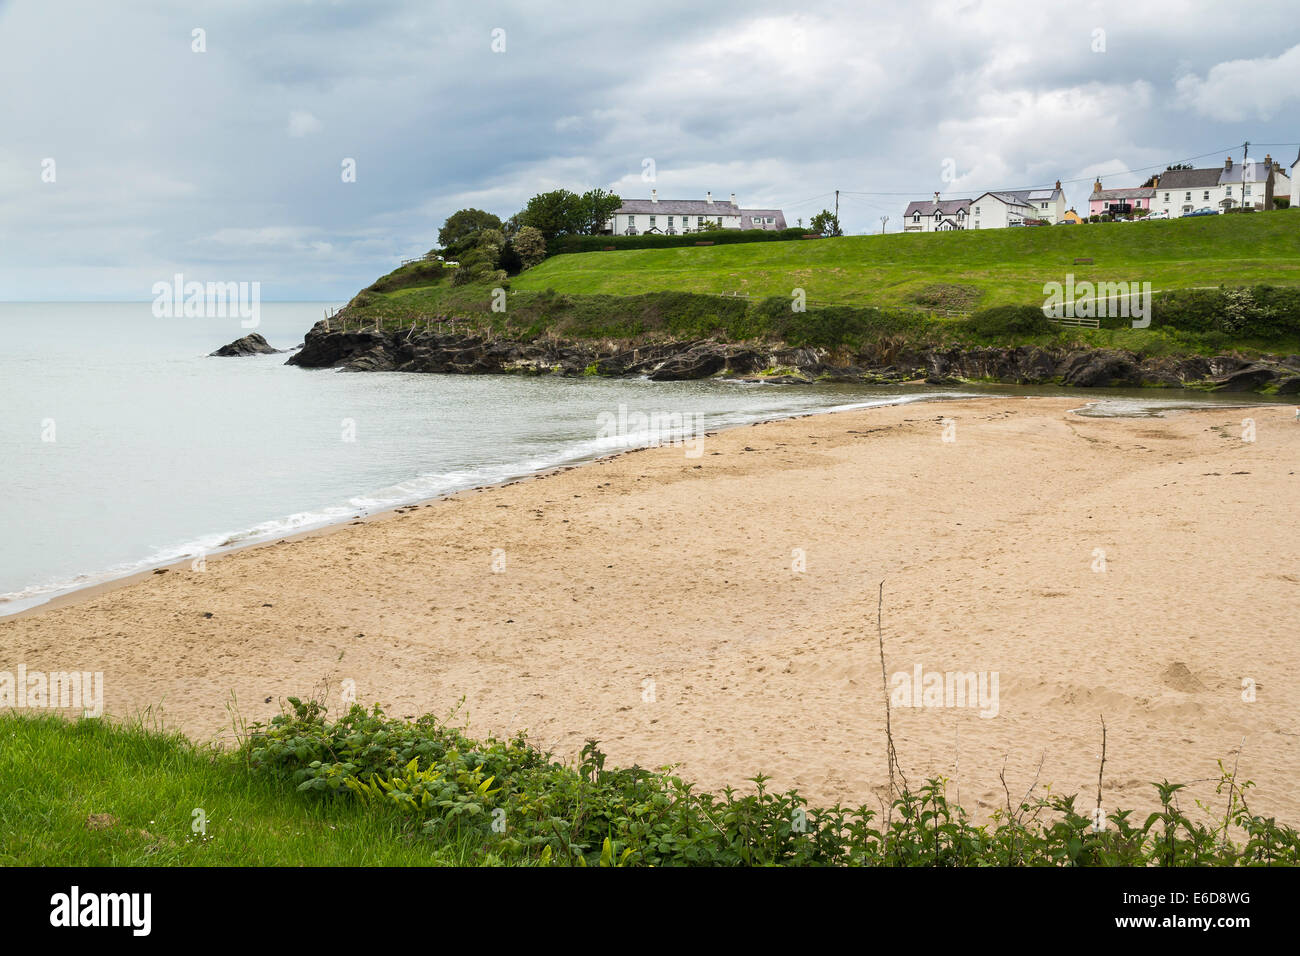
<box><xmin>647</xmin><ymin>345</ymin><xmax>727</xmax><ymax>381</ymax></box>
<box><xmin>1211</xmin><ymin>364</ymin><xmax>1278</xmax><ymax>391</ymax></box>
<box><xmin>1060</xmin><ymin>351</ymin><xmax>1141</xmax><ymax>388</ymax></box>
<box><xmin>210</xmin><ymin>332</ymin><xmax>283</xmax><ymax>356</ymax></box>
<box><xmin>1275</xmin><ymin>376</ymin><xmax>1300</xmax><ymax>395</ymax></box>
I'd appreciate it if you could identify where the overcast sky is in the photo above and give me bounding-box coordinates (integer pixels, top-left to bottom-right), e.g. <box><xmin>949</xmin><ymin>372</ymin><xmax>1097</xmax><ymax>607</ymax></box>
<box><xmin>2</xmin><ymin>0</ymin><xmax>1298</xmax><ymax>300</ymax></box>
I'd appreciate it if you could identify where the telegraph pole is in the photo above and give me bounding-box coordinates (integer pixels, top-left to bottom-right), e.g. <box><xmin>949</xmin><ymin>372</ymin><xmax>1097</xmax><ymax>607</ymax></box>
<box><xmin>834</xmin><ymin>189</ymin><xmax>839</xmax><ymax>234</ymax></box>
<box><xmin>1240</xmin><ymin>141</ymin><xmax>1250</xmax><ymax>210</ymax></box>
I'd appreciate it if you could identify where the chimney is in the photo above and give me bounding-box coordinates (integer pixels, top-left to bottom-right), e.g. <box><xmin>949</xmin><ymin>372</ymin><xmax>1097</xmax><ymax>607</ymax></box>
<box><xmin>1265</xmin><ymin>153</ymin><xmax>1272</xmax><ymax>167</ymax></box>
<box><xmin>650</xmin><ymin>189</ymin><xmax>657</xmax><ymax>204</ymax></box>
<box><xmin>729</xmin><ymin>192</ymin><xmax>736</xmax><ymax>206</ymax></box>
<box><xmin>933</xmin><ymin>191</ymin><xmax>940</xmax><ymax>203</ymax></box>
<box><xmin>1055</xmin><ymin>180</ymin><xmax>1061</xmax><ymax>190</ymax></box>
<box><xmin>1152</xmin><ymin>175</ymin><xmax>1159</xmax><ymax>189</ymax></box>
<box><xmin>1093</xmin><ymin>178</ymin><xmax>1102</xmax><ymax>193</ymax></box>
<box><xmin>1225</xmin><ymin>156</ymin><xmax>1233</xmax><ymax>171</ymax></box>
<box><xmin>706</xmin><ymin>191</ymin><xmax>713</xmax><ymax>204</ymax></box>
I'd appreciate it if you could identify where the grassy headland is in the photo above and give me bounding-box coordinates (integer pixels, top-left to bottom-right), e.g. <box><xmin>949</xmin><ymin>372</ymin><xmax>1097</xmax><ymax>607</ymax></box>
<box><xmin>336</xmin><ymin>213</ymin><xmax>1300</xmax><ymax>361</ymax></box>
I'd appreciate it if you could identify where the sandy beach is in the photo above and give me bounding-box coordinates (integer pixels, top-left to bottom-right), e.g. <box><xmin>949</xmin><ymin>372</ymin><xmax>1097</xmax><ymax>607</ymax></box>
<box><xmin>3</xmin><ymin>395</ymin><xmax>1297</xmax><ymax>822</ymax></box>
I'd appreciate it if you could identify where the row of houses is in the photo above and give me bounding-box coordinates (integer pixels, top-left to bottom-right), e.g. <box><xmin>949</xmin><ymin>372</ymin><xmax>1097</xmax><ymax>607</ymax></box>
<box><xmin>1088</xmin><ymin>153</ymin><xmax>1296</xmax><ymax>218</ymax></box>
<box><xmin>602</xmin><ymin>190</ymin><xmax>787</xmax><ymax>236</ymax></box>
<box><xmin>904</xmin><ymin>150</ymin><xmax>1300</xmax><ymax>230</ymax></box>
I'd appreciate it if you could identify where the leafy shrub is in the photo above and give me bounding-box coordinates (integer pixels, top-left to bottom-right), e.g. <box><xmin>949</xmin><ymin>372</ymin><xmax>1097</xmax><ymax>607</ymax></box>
<box><xmin>243</xmin><ymin>697</ymin><xmax>1300</xmax><ymax>866</ymax></box>
<box><xmin>548</xmin><ymin>227</ymin><xmax>809</xmax><ymax>257</ymax></box>
<box><xmin>963</xmin><ymin>304</ymin><xmax>1054</xmax><ymax>337</ymax></box>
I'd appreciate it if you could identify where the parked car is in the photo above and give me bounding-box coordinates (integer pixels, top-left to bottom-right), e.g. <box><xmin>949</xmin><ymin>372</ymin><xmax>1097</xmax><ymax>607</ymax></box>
<box><xmin>1144</xmin><ymin>210</ymin><xmax>1169</xmax><ymax>220</ymax></box>
<box><xmin>1182</xmin><ymin>207</ymin><xmax>1218</xmax><ymax>217</ymax></box>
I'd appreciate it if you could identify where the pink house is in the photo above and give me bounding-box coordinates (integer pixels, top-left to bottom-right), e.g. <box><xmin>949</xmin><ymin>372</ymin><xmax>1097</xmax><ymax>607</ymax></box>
<box><xmin>1088</xmin><ymin>178</ymin><xmax>1157</xmax><ymax>217</ymax></box>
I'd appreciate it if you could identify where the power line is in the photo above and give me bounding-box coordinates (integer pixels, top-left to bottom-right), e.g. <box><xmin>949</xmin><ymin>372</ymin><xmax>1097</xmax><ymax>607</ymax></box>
<box><xmin>832</xmin><ymin>144</ymin><xmax>1281</xmax><ymax>203</ymax></box>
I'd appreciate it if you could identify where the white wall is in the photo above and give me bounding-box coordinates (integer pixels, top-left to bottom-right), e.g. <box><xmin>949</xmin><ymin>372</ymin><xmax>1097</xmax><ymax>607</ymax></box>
<box><xmin>608</xmin><ymin>210</ymin><xmax>740</xmax><ymax>235</ymax></box>
<box><xmin>970</xmin><ymin>195</ymin><xmax>1031</xmax><ymax>229</ymax></box>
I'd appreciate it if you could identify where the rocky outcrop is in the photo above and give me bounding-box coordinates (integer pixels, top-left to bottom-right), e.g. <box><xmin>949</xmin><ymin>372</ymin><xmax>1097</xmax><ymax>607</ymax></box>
<box><xmin>210</xmin><ymin>333</ymin><xmax>283</xmax><ymax>356</ymax></box>
<box><xmin>285</xmin><ymin>321</ymin><xmax>1297</xmax><ymax>393</ymax></box>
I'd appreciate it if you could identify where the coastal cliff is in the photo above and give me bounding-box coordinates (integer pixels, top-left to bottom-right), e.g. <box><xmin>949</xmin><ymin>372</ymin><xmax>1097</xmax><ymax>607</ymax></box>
<box><xmin>287</xmin><ymin>320</ymin><xmax>1300</xmax><ymax>392</ymax></box>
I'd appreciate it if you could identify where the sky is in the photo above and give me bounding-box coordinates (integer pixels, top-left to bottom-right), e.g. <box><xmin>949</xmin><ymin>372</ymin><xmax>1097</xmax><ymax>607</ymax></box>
<box><xmin>2</xmin><ymin>0</ymin><xmax>1299</xmax><ymax>301</ymax></box>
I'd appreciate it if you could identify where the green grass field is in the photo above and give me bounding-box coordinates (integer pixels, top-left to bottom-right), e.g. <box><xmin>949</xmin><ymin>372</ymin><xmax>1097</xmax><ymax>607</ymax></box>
<box><xmin>0</xmin><ymin>714</ymin><xmax>480</xmax><ymax>865</ymax></box>
<box><xmin>509</xmin><ymin>210</ymin><xmax>1300</xmax><ymax>310</ymax></box>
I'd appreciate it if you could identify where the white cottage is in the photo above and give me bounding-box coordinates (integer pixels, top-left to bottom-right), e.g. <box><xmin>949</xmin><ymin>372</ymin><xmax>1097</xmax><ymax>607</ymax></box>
<box><xmin>902</xmin><ymin>193</ymin><xmax>972</xmax><ymax>232</ymax></box>
<box><xmin>605</xmin><ymin>190</ymin><xmax>743</xmax><ymax>235</ymax></box>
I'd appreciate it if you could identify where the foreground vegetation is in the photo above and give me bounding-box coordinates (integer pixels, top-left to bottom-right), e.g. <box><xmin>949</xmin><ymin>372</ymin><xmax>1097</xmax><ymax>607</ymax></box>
<box><xmin>4</xmin><ymin>705</ymin><xmax>1297</xmax><ymax>866</ymax></box>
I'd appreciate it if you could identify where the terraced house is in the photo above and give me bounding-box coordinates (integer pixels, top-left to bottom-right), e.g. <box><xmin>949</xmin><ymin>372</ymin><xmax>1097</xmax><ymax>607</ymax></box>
<box><xmin>1150</xmin><ymin>155</ymin><xmax>1277</xmax><ymax>216</ymax></box>
<box><xmin>1088</xmin><ymin>179</ymin><xmax>1156</xmax><ymax>217</ymax></box>
<box><xmin>603</xmin><ymin>191</ymin><xmax>784</xmax><ymax>235</ymax></box>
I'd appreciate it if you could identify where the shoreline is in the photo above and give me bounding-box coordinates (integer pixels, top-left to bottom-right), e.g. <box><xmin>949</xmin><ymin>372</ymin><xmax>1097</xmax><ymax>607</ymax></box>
<box><xmin>2</xmin><ymin>395</ymin><xmax>1297</xmax><ymax>822</ymax></box>
<box><xmin>2</xmin><ymin>384</ymin><xmax>1280</xmax><ymax>622</ymax></box>
<box><xmin>0</xmin><ymin>386</ymin><xmax>995</xmax><ymax>621</ymax></box>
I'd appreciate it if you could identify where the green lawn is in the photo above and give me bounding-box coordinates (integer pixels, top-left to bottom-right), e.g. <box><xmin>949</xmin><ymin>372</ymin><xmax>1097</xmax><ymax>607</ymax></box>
<box><xmin>509</xmin><ymin>210</ymin><xmax>1300</xmax><ymax>310</ymax></box>
<box><xmin>0</xmin><ymin>715</ymin><xmax>485</xmax><ymax>865</ymax></box>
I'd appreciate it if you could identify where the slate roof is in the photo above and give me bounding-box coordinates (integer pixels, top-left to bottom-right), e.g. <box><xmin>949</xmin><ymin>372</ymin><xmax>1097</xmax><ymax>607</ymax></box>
<box><xmin>740</xmin><ymin>208</ymin><xmax>787</xmax><ymax>230</ymax></box>
<box><xmin>1218</xmin><ymin>163</ymin><xmax>1273</xmax><ymax>185</ymax></box>
<box><xmin>614</xmin><ymin>199</ymin><xmax>741</xmax><ymax>216</ymax></box>
<box><xmin>1091</xmin><ymin>187</ymin><xmax>1156</xmax><ymax>201</ymax></box>
<box><xmin>1154</xmin><ymin>167</ymin><xmax>1223</xmax><ymax>189</ymax></box>
<box><xmin>904</xmin><ymin>198</ymin><xmax>971</xmax><ymax>217</ymax></box>
<box><xmin>1006</xmin><ymin>187</ymin><xmax>1064</xmax><ymax>203</ymax></box>
<box><xmin>974</xmin><ymin>191</ymin><xmax>1036</xmax><ymax>208</ymax></box>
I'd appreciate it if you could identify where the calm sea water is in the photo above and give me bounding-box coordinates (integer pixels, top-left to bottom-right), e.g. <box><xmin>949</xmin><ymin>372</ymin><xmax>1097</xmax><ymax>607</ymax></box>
<box><xmin>0</xmin><ymin>302</ymin><xmax>1282</xmax><ymax>615</ymax></box>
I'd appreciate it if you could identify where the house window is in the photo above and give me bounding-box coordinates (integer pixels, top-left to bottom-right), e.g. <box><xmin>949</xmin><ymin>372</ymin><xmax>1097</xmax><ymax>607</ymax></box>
<box><xmin>766</xmin><ymin>217</ymin><xmax>774</xmax><ymax>224</ymax></box>
<box><xmin>974</xmin><ymin>206</ymin><xmax>980</xmax><ymax>214</ymax></box>
<box><xmin>628</xmin><ymin>216</ymin><xmax>636</xmax><ymax>229</ymax></box>
<box><xmin>1225</xmin><ymin>186</ymin><xmax>1232</xmax><ymax>197</ymax></box>
<box><xmin>697</xmin><ymin>217</ymin><xmax>704</xmax><ymax>227</ymax></box>
<box><xmin>1203</xmin><ymin>191</ymin><xmax>1210</xmax><ymax>200</ymax></box>
<box><xmin>649</xmin><ymin>215</ymin><xmax>656</xmax><ymax>227</ymax></box>
<box><xmin>934</xmin><ymin>211</ymin><xmax>941</xmax><ymax>220</ymax></box>
<box><xmin>1041</xmin><ymin>202</ymin><xmax>1048</xmax><ymax>209</ymax></box>
<box><xmin>912</xmin><ymin>212</ymin><xmax>920</xmax><ymax>222</ymax></box>
<box><xmin>1164</xmin><ymin>192</ymin><xmax>1170</xmax><ymax>201</ymax></box>
<box><xmin>1245</xmin><ymin>185</ymin><xmax>1252</xmax><ymax>196</ymax></box>
<box><xmin>1185</xmin><ymin>192</ymin><xmax>1191</xmax><ymax>201</ymax></box>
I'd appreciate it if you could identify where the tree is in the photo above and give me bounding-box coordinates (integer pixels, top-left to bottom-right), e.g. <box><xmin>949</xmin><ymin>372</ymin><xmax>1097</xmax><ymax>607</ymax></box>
<box><xmin>517</xmin><ymin>189</ymin><xmax>585</xmax><ymax>240</ymax></box>
<box><xmin>438</xmin><ymin>208</ymin><xmax>502</xmax><ymax>252</ymax></box>
<box><xmin>1142</xmin><ymin>163</ymin><xmax>1193</xmax><ymax>188</ymax></box>
<box><xmin>513</xmin><ymin>226</ymin><xmax>546</xmax><ymax>269</ymax></box>
<box><xmin>809</xmin><ymin>209</ymin><xmax>843</xmax><ymax>237</ymax></box>
<box><xmin>476</xmin><ymin>228</ymin><xmax>505</xmax><ymax>268</ymax></box>
<box><xmin>578</xmin><ymin>189</ymin><xmax>622</xmax><ymax>235</ymax></box>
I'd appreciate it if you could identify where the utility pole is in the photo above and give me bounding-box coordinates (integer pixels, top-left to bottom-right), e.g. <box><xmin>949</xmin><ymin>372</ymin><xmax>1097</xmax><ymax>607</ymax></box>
<box><xmin>1239</xmin><ymin>141</ymin><xmax>1250</xmax><ymax>210</ymax></box>
<box><xmin>834</xmin><ymin>189</ymin><xmax>839</xmax><ymax>234</ymax></box>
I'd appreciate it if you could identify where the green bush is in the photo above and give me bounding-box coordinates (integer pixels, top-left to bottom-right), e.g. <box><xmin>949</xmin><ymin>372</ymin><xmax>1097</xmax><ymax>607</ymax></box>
<box><xmin>1150</xmin><ymin>286</ymin><xmax>1300</xmax><ymax>337</ymax></box>
<box><xmin>548</xmin><ymin>227</ymin><xmax>809</xmax><ymax>257</ymax></box>
<box><xmin>963</xmin><ymin>304</ymin><xmax>1054</xmax><ymax>337</ymax></box>
<box><xmin>244</xmin><ymin>697</ymin><xmax>1300</xmax><ymax>867</ymax></box>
